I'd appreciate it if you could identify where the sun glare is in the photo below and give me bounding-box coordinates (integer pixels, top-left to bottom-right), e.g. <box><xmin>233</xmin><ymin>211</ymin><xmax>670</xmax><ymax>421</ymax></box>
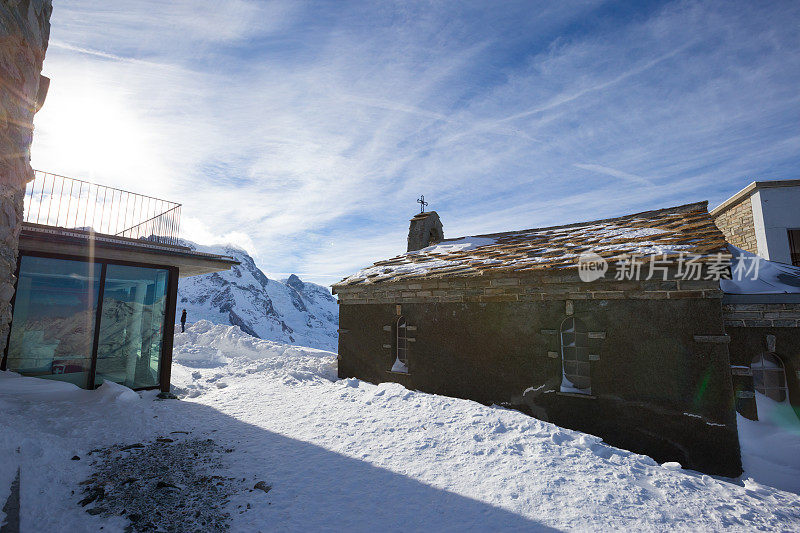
<box><xmin>31</xmin><ymin>72</ymin><xmax>163</xmax><ymax>190</ymax></box>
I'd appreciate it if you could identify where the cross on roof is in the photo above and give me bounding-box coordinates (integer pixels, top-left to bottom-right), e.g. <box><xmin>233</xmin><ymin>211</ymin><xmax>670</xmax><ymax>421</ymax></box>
<box><xmin>417</xmin><ymin>195</ymin><xmax>428</xmax><ymax>213</ymax></box>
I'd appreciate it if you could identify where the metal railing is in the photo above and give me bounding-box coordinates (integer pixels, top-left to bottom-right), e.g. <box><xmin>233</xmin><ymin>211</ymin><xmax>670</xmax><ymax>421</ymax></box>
<box><xmin>24</xmin><ymin>170</ymin><xmax>182</xmax><ymax>246</ymax></box>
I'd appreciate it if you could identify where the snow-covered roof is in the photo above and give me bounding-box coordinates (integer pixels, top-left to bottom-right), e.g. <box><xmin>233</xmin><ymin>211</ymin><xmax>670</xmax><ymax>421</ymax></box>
<box><xmin>334</xmin><ymin>202</ymin><xmax>727</xmax><ymax>287</ymax></box>
<box><xmin>722</xmin><ymin>246</ymin><xmax>800</xmax><ymax>295</ymax></box>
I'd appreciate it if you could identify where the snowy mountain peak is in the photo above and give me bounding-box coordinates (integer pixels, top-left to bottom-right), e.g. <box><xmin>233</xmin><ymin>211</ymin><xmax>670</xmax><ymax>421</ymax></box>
<box><xmin>285</xmin><ymin>273</ymin><xmax>304</xmax><ymax>289</ymax></box>
<box><xmin>177</xmin><ymin>241</ymin><xmax>338</xmax><ymax>351</ymax></box>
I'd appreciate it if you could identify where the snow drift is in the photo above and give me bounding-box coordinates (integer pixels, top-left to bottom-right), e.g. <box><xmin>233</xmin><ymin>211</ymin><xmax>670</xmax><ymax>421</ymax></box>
<box><xmin>2</xmin><ymin>322</ymin><xmax>800</xmax><ymax>531</ymax></box>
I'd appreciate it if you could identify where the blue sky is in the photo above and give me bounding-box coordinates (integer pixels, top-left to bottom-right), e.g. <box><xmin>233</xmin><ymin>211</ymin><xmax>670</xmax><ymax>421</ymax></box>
<box><xmin>31</xmin><ymin>0</ymin><xmax>800</xmax><ymax>285</ymax></box>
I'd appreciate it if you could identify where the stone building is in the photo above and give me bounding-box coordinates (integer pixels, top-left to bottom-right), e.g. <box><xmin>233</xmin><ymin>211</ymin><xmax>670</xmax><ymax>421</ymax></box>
<box><xmin>711</xmin><ymin>179</ymin><xmax>800</xmax><ymax>266</ymax></box>
<box><xmin>333</xmin><ymin>202</ymin><xmax>745</xmax><ymax>476</ymax></box>
<box><xmin>724</xmin><ymin>287</ymin><xmax>800</xmax><ymax>423</ymax></box>
<box><xmin>712</xmin><ymin>180</ymin><xmax>800</xmax><ymax>425</ymax></box>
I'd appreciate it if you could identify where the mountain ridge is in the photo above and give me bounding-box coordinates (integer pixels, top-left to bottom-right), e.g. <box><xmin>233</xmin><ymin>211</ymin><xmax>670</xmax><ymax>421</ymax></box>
<box><xmin>176</xmin><ymin>240</ymin><xmax>338</xmax><ymax>351</ymax></box>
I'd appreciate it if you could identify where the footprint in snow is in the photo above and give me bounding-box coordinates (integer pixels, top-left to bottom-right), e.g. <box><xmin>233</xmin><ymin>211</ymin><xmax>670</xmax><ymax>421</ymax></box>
<box><xmin>550</xmin><ymin>433</ymin><xmax>573</xmax><ymax>446</ymax></box>
<box><xmin>491</xmin><ymin>423</ymin><xmax>508</xmax><ymax>434</ymax></box>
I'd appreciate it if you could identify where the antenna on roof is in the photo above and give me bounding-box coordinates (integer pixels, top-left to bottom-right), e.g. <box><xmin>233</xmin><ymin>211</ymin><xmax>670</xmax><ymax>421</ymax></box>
<box><xmin>417</xmin><ymin>195</ymin><xmax>428</xmax><ymax>213</ymax></box>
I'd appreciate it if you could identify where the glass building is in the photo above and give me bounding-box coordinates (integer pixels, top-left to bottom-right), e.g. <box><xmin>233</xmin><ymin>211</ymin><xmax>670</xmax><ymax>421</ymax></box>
<box><xmin>2</xmin><ymin>172</ymin><xmax>238</xmax><ymax>392</ymax></box>
<box><xmin>5</xmin><ymin>257</ymin><xmax>171</xmax><ymax>389</ymax></box>
<box><xmin>3</xmin><ymin>246</ymin><xmax>236</xmax><ymax>392</ymax></box>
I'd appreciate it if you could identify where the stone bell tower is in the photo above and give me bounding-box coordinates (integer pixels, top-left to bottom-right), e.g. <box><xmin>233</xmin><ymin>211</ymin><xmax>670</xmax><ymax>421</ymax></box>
<box><xmin>407</xmin><ymin>211</ymin><xmax>443</xmax><ymax>252</ymax></box>
<box><xmin>0</xmin><ymin>0</ymin><xmax>53</xmax><ymax>353</ymax></box>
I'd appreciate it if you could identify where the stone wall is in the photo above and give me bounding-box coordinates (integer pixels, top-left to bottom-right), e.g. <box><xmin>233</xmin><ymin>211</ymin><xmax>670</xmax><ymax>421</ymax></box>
<box><xmin>723</xmin><ymin>302</ymin><xmax>800</xmax><ymax>422</ymax></box>
<box><xmin>0</xmin><ymin>0</ymin><xmax>53</xmax><ymax>353</ymax></box>
<box><xmin>723</xmin><ymin>302</ymin><xmax>800</xmax><ymax>327</ymax></box>
<box><xmin>712</xmin><ymin>196</ymin><xmax>757</xmax><ymax>254</ymax></box>
<box><xmin>337</xmin><ymin>292</ymin><xmax>741</xmax><ymax>476</ymax></box>
<box><xmin>335</xmin><ymin>271</ymin><xmax>723</xmax><ymax>305</ymax></box>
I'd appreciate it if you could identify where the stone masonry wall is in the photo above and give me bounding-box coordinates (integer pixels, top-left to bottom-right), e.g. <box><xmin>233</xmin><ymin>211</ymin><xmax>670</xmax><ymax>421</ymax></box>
<box><xmin>724</xmin><ymin>306</ymin><xmax>800</xmax><ymax>423</ymax></box>
<box><xmin>723</xmin><ymin>303</ymin><xmax>800</xmax><ymax>328</ymax></box>
<box><xmin>0</xmin><ymin>0</ymin><xmax>53</xmax><ymax>353</ymax></box>
<box><xmin>335</xmin><ymin>271</ymin><xmax>723</xmax><ymax>305</ymax></box>
<box><xmin>712</xmin><ymin>196</ymin><xmax>757</xmax><ymax>254</ymax></box>
<box><xmin>337</xmin><ymin>290</ymin><xmax>741</xmax><ymax>476</ymax></box>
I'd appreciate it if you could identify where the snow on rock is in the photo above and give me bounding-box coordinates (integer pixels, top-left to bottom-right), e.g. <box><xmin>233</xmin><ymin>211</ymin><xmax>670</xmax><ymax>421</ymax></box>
<box><xmin>78</xmin><ymin>438</ymin><xmax>235</xmax><ymax>532</ymax></box>
<box><xmin>2</xmin><ymin>322</ymin><xmax>800</xmax><ymax>531</ymax></box>
<box><xmin>176</xmin><ymin>240</ymin><xmax>338</xmax><ymax>351</ymax></box>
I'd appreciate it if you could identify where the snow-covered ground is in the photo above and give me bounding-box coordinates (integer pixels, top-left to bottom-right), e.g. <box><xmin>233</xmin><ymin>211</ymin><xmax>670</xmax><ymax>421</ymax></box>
<box><xmin>2</xmin><ymin>320</ymin><xmax>800</xmax><ymax>531</ymax></box>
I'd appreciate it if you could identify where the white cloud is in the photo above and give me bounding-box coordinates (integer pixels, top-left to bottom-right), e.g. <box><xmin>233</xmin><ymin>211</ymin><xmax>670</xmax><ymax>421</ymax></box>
<box><xmin>573</xmin><ymin>164</ymin><xmax>654</xmax><ymax>187</ymax></box>
<box><xmin>30</xmin><ymin>0</ymin><xmax>800</xmax><ymax>285</ymax></box>
<box><xmin>181</xmin><ymin>216</ymin><xmax>258</xmax><ymax>258</ymax></box>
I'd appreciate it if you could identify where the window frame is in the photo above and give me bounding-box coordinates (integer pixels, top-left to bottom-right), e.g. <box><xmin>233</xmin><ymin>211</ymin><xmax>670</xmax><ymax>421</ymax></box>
<box><xmin>788</xmin><ymin>229</ymin><xmax>800</xmax><ymax>267</ymax></box>
<box><xmin>1</xmin><ymin>250</ymin><xmax>177</xmax><ymax>391</ymax></box>
<box><xmin>390</xmin><ymin>315</ymin><xmax>410</xmax><ymax>374</ymax></box>
<box><xmin>751</xmin><ymin>352</ymin><xmax>788</xmax><ymax>402</ymax></box>
<box><xmin>94</xmin><ymin>263</ymin><xmax>170</xmax><ymax>389</ymax></box>
<box><xmin>560</xmin><ymin>316</ymin><xmax>591</xmax><ymax>394</ymax></box>
<box><xmin>4</xmin><ymin>255</ymin><xmax>104</xmax><ymax>389</ymax></box>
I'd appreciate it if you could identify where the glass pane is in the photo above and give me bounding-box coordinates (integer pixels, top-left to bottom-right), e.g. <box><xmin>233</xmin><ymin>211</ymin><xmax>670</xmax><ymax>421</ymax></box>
<box><xmin>765</xmin><ymin>387</ymin><xmax>786</xmax><ymax>402</ymax></box>
<box><xmin>561</xmin><ymin>332</ymin><xmax>576</xmax><ymax>347</ymax></box>
<box><xmin>562</xmin><ymin>346</ymin><xmax>577</xmax><ymax>361</ymax></box>
<box><xmin>561</xmin><ymin>318</ymin><xmax>591</xmax><ymax>392</ymax></box>
<box><xmin>575</xmin><ymin>347</ymin><xmax>590</xmax><ymax>362</ymax></box>
<box><xmin>764</xmin><ymin>370</ymin><xmax>785</xmax><ymax>390</ymax></box>
<box><xmin>752</xmin><ymin>370</ymin><xmax>764</xmax><ymax>392</ymax></box>
<box><xmin>752</xmin><ymin>353</ymin><xmax>788</xmax><ymax>403</ymax></box>
<box><xmin>574</xmin><ymin>332</ymin><xmax>589</xmax><ymax>347</ymax></box>
<box><xmin>95</xmin><ymin>265</ymin><xmax>168</xmax><ymax>389</ymax></box>
<box><xmin>570</xmin><ymin>375</ymin><xmax>590</xmax><ymax>390</ymax></box>
<box><xmin>6</xmin><ymin>256</ymin><xmax>101</xmax><ymax>388</ymax></box>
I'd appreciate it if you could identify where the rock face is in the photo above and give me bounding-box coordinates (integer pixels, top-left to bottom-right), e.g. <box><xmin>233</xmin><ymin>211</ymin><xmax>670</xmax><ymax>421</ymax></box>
<box><xmin>0</xmin><ymin>0</ymin><xmax>53</xmax><ymax>354</ymax></box>
<box><xmin>177</xmin><ymin>241</ymin><xmax>338</xmax><ymax>351</ymax></box>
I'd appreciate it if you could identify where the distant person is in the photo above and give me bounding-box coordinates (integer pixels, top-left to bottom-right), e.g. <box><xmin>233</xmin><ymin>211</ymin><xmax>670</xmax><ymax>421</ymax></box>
<box><xmin>180</xmin><ymin>309</ymin><xmax>187</xmax><ymax>333</ymax></box>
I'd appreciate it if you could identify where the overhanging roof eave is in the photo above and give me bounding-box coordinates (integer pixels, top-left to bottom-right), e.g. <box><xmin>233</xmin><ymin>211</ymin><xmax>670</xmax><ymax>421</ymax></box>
<box><xmin>19</xmin><ymin>223</ymin><xmax>239</xmax><ymax>277</ymax></box>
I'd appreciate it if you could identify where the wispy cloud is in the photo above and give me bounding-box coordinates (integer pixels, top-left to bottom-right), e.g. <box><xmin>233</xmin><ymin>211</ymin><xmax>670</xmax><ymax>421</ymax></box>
<box><xmin>573</xmin><ymin>164</ymin><xmax>654</xmax><ymax>187</ymax></box>
<box><xmin>48</xmin><ymin>39</ymin><xmax>174</xmax><ymax>68</ymax></box>
<box><xmin>31</xmin><ymin>0</ymin><xmax>800</xmax><ymax>285</ymax></box>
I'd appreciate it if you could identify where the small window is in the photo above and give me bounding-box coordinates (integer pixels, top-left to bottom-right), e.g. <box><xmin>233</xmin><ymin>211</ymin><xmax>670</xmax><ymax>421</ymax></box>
<box><xmin>752</xmin><ymin>353</ymin><xmax>787</xmax><ymax>402</ymax></box>
<box><xmin>391</xmin><ymin>316</ymin><xmax>409</xmax><ymax>373</ymax></box>
<box><xmin>560</xmin><ymin>317</ymin><xmax>590</xmax><ymax>394</ymax></box>
<box><xmin>788</xmin><ymin>229</ymin><xmax>800</xmax><ymax>267</ymax></box>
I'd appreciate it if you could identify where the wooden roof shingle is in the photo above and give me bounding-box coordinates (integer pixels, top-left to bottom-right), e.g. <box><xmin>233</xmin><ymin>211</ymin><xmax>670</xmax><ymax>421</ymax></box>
<box><xmin>333</xmin><ymin>201</ymin><xmax>727</xmax><ymax>288</ymax></box>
